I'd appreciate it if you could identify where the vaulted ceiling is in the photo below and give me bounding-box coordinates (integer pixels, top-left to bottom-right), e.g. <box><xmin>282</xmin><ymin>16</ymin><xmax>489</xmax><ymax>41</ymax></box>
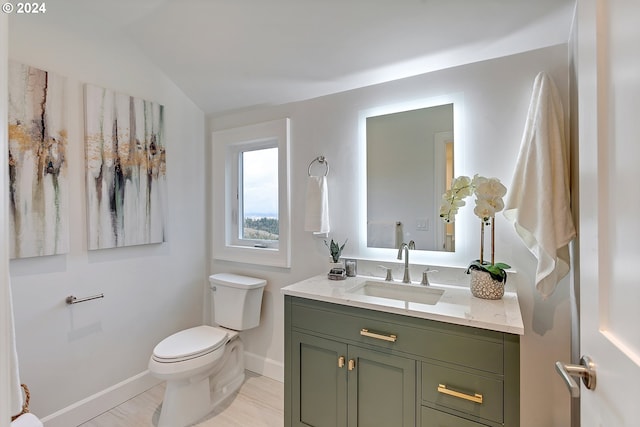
<box><xmin>49</xmin><ymin>0</ymin><xmax>575</xmax><ymax>115</ymax></box>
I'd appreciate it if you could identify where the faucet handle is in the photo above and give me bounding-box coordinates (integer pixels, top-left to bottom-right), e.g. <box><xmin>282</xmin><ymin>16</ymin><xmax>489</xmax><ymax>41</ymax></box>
<box><xmin>421</xmin><ymin>267</ymin><xmax>438</xmax><ymax>286</ymax></box>
<box><xmin>378</xmin><ymin>265</ymin><xmax>393</xmax><ymax>281</ymax></box>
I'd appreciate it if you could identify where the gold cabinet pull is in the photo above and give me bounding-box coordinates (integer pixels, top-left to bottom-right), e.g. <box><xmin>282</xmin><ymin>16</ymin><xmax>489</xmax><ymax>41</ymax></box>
<box><xmin>360</xmin><ymin>328</ymin><xmax>397</xmax><ymax>343</ymax></box>
<box><xmin>437</xmin><ymin>384</ymin><xmax>483</xmax><ymax>404</ymax></box>
<box><xmin>348</xmin><ymin>359</ymin><xmax>356</xmax><ymax>371</ymax></box>
<box><xmin>338</xmin><ymin>356</ymin><xmax>345</xmax><ymax>368</ymax></box>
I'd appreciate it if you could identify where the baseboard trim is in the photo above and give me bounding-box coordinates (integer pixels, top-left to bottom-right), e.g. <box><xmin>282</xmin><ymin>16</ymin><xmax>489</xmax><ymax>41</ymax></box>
<box><xmin>40</xmin><ymin>370</ymin><xmax>161</xmax><ymax>427</ymax></box>
<box><xmin>244</xmin><ymin>351</ymin><xmax>284</xmax><ymax>383</ymax></box>
<box><xmin>40</xmin><ymin>352</ymin><xmax>282</xmax><ymax>426</ymax></box>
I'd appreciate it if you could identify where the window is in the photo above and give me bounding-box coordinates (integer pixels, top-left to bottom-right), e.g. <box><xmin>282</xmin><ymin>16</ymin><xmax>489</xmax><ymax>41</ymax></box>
<box><xmin>233</xmin><ymin>145</ymin><xmax>279</xmax><ymax>248</ymax></box>
<box><xmin>212</xmin><ymin>118</ymin><xmax>290</xmax><ymax>267</ymax></box>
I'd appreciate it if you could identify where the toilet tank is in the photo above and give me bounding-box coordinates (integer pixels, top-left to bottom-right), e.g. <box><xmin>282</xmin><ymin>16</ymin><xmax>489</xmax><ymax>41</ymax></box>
<box><xmin>209</xmin><ymin>273</ymin><xmax>266</xmax><ymax>330</ymax></box>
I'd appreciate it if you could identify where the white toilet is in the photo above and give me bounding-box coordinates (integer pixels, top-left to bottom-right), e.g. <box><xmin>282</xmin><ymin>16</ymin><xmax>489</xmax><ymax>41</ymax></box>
<box><xmin>148</xmin><ymin>273</ymin><xmax>266</xmax><ymax>427</ymax></box>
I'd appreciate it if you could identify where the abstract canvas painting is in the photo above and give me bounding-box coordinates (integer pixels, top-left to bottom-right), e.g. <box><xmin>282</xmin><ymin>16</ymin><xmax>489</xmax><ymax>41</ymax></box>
<box><xmin>8</xmin><ymin>62</ymin><xmax>68</xmax><ymax>258</ymax></box>
<box><xmin>84</xmin><ymin>84</ymin><xmax>167</xmax><ymax>250</ymax></box>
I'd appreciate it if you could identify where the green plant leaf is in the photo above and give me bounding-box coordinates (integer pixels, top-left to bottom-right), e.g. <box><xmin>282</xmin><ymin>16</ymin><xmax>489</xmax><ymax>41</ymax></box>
<box><xmin>493</xmin><ymin>262</ymin><xmax>511</xmax><ymax>270</ymax></box>
<box><xmin>325</xmin><ymin>238</ymin><xmax>348</xmax><ymax>263</ymax></box>
<box><xmin>466</xmin><ymin>260</ymin><xmax>508</xmax><ymax>283</ymax></box>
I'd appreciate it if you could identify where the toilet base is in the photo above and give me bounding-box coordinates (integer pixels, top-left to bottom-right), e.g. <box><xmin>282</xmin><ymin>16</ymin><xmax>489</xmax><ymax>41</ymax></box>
<box><xmin>156</xmin><ymin>338</ymin><xmax>245</xmax><ymax>427</ymax></box>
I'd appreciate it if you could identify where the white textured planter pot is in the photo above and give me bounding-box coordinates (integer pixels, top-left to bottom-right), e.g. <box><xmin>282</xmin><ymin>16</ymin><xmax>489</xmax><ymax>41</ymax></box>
<box><xmin>328</xmin><ymin>260</ymin><xmax>344</xmax><ymax>270</ymax></box>
<box><xmin>469</xmin><ymin>269</ymin><xmax>505</xmax><ymax>300</ymax></box>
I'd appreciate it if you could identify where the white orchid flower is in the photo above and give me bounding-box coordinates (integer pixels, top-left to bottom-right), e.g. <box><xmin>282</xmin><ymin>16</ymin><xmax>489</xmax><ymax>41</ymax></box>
<box><xmin>487</xmin><ymin>196</ymin><xmax>505</xmax><ymax>213</ymax></box>
<box><xmin>452</xmin><ymin>175</ymin><xmax>471</xmax><ymax>189</ymax></box>
<box><xmin>439</xmin><ymin>174</ymin><xmax>509</xmax><ymax>274</ymax></box>
<box><xmin>475</xmin><ymin>177</ymin><xmax>507</xmax><ymax>199</ymax></box>
<box><xmin>451</xmin><ymin>175</ymin><xmax>473</xmax><ymax>198</ymax></box>
<box><xmin>474</xmin><ymin>198</ymin><xmax>496</xmax><ymax>220</ymax></box>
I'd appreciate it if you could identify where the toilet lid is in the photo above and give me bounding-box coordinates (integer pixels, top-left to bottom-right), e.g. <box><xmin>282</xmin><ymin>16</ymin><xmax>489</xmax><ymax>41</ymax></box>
<box><xmin>153</xmin><ymin>325</ymin><xmax>228</xmax><ymax>361</ymax></box>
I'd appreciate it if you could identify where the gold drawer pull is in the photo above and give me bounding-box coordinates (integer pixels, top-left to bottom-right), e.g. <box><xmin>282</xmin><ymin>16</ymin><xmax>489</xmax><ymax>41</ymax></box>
<box><xmin>338</xmin><ymin>356</ymin><xmax>345</xmax><ymax>368</ymax></box>
<box><xmin>437</xmin><ymin>384</ymin><xmax>483</xmax><ymax>404</ymax></box>
<box><xmin>360</xmin><ymin>328</ymin><xmax>397</xmax><ymax>342</ymax></box>
<box><xmin>348</xmin><ymin>359</ymin><xmax>356</xmax><ymax>371</ymax></box>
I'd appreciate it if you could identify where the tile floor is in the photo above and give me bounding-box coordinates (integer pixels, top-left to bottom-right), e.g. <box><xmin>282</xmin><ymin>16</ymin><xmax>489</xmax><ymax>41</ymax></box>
<box><xmin>78</xmin><ymin>372</ymin><xmax>284</xmax><ymax>427</ymax></box>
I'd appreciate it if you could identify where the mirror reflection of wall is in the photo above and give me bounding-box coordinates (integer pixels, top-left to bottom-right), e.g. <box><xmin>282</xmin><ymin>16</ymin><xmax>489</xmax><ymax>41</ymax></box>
<box><xmin>367</xmin><ymin>103</ymin><xmax>454</xmax><ymax>252</ymax></box>
<box><xmin>444</xmin><ymin>140</ymin><xmax>455</xmax><ymax>251</ymax></box>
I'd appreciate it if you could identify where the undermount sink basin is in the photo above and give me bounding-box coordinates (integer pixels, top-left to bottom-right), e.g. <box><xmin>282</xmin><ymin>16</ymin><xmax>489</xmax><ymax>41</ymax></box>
<box><xmin>347</xmin><ymin>280</ymin><xmax>444</xmax><ymax>305</ymax></box>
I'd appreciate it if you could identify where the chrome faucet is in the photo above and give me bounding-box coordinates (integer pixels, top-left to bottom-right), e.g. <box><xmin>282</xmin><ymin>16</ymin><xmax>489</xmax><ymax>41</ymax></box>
<box><xmin>397</xmin><ymin>241</ymin><xmax>415</xmax><ymax>283</ymax></box>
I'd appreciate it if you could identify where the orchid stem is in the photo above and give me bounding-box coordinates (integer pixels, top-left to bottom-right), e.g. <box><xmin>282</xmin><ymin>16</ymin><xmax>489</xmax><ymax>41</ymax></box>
<box><xmin>491</xmin><ymin>218</ymin><xmax>495</xmax><ymax>265</ymax></box>
<box><xmin>480</xmin><ymin>220</ymin><xmax>484</xmax><ymax>264</ymax></box>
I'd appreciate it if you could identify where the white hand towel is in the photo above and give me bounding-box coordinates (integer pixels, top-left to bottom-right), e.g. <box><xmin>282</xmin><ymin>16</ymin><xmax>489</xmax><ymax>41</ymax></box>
<box><xmin>395</xmin><ymin>222</ymin><xmax>403</xmax><ymax>250</ymax></box>
<box><xmin>7</xmin><ymin>278</ymin><xmax>24</xmax><ymax>416</ymax></box>
<box><xmin>304</xmin><ymin>176</ymin><xmax>330</xmax><ymax>234</ymax></box>
<box><xmin>367</xmin><ymin>221</ymin><xmax>396</xmax><ymax>248</ymax></box>
<box><xmin>503</xmin><ymin>72</ymin><xmax>576</xmax><ymax>298</ymax></box>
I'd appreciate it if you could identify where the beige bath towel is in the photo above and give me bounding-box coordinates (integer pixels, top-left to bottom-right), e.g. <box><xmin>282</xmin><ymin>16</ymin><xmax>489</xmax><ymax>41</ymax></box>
<box><xmin>503</xmin><ymin>72</ymin><xmax>576</xmax><ymax>298</ymax></box>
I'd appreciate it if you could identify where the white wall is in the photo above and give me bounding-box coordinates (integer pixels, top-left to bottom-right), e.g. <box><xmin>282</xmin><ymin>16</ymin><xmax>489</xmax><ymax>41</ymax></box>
<box><xmin>209</xmin><ymin>44</ymin><xmax>572</xmax><ymax>426</ymax></box>
<box><xmin>8</xmin><ymin>12</ymin><xmax>207</xmax><ymax>423</ymax></box>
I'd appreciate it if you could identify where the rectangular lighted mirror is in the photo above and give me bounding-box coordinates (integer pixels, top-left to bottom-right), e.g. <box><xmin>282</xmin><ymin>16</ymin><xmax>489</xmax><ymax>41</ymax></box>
<box><xmin>358</xmin><ymin>94</ymin><xmax>468</xmax><ymax>265</ymax></box>
<box><xmin>366</xmin><ymin>103</ymin><xmax>454</xmax><ymax>252</ymax></box>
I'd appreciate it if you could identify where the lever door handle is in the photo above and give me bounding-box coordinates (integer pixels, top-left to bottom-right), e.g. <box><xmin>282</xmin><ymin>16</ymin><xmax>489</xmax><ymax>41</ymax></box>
<box><xmin>555</xmin><ymin>355</ymin><xmax>596</xmax><ymax>397</ymax></box>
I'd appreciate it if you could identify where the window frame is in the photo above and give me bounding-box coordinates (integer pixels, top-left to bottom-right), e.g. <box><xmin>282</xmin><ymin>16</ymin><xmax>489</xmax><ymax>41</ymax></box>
<box><xmin>212</xmin><ymin>118</ymin><xmax>291</xmax><ymax>268</ymax></box>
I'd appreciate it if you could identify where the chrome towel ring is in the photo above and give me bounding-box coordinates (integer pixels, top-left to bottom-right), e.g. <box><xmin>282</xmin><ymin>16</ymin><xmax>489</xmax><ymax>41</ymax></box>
<box><xmin>308</xmin><ymin>156</ymin><xmax>329</xmax><ymax>176</ymax></box>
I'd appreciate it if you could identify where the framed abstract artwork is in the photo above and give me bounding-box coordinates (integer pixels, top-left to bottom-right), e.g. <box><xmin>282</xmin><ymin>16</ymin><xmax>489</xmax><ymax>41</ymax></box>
<box><xmin>8</xmin><ymin>62</ymin><xmax>68</xmax><ymax>258</ymax></box>
<box><xmin>84</xmin><ymin>84</ymin><xmax>167</xmax><ymax>250</ymax></box>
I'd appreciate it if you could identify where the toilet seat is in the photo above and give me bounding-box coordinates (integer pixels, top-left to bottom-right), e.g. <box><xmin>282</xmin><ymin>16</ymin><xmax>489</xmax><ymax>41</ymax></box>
<box><xmin>152</xmin><ymin>325</ymin><xmax>228</xmax><ymax>363</ymax></box>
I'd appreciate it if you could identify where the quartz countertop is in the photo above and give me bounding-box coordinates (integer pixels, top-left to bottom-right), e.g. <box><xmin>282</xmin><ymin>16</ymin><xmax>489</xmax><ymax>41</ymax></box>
<box><xmin>281</xmin><ymin>274</ymin><xmax>524</xmax><ymax>335</ymax></box>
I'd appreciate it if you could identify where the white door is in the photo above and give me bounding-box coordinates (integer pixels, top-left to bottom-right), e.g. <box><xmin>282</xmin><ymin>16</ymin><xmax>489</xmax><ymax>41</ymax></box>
<box><xmin>565</xmin><ymin>0</ymin><xmax>640</xmax><ymax>425</ymax></box>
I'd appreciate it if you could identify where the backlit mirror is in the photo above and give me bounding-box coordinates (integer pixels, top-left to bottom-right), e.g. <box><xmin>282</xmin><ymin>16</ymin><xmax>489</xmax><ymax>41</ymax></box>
<box><xmin>365</xmin><ymin>101</ymin><xmax>456</xmax><ymax>253</ymax></box>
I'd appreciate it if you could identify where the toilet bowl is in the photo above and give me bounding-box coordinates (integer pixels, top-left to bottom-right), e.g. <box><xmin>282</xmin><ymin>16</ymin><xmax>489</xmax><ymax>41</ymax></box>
<box><xmin>148</xmin><ymin>273</ymin><xmax>266</xmax><ymax>427</ymax></box>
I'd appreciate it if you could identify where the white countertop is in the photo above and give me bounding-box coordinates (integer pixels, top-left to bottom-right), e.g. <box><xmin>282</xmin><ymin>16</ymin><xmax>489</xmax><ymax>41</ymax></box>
<box><xmin>281</xmin><ymin>274</ymin><xmax>524</xmax><ymax>335</ymax></box>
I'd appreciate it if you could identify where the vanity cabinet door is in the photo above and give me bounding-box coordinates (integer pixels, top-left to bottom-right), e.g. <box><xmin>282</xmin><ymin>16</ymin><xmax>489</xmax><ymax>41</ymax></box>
<box><xmin>292</xmin><ymin>332</ymin><xmax>348</xmax><ymax>427</ymax></box>
<box><xmin>347</xmin><ymin>345</ymin><xmax>416</xmax><ymax>427</ymax></box>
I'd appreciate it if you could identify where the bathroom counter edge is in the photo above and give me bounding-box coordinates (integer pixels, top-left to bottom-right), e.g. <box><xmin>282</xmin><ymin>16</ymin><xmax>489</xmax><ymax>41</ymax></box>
<box><xmin>281</xmin><ymin>275</ymin><xmax>524</xmax><ymax>335</ymax></box>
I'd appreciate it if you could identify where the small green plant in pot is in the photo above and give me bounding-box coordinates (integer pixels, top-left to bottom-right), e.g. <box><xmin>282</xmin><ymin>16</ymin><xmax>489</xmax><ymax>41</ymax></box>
<box><xmin>440</xmin><ymin>175</ymin><xmax>511</xmax><ymax>299</ymax></box>
<box><xmin>325</xmin><ymin>238</ymin><xmax>348</xmax><ymax>263</ymax></box>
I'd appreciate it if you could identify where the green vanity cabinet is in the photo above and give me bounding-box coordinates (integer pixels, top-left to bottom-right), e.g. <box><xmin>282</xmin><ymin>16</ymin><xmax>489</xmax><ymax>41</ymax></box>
<box><xmin>285</xmin><ymin>295</ymin><xmax>520</xmax><ymax>427</ymax></box>
<box><xmin>292</xmin><ymin>331</ymin><xmax>416</xmax><ymax>427</ymax></box>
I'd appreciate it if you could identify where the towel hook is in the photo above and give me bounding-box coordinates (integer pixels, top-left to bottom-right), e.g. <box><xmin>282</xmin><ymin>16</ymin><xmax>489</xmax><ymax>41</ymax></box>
<box><xmin>308</xmin><ymin>156</ymin><xmax>329</xmax><ymax>177</ymax></box>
